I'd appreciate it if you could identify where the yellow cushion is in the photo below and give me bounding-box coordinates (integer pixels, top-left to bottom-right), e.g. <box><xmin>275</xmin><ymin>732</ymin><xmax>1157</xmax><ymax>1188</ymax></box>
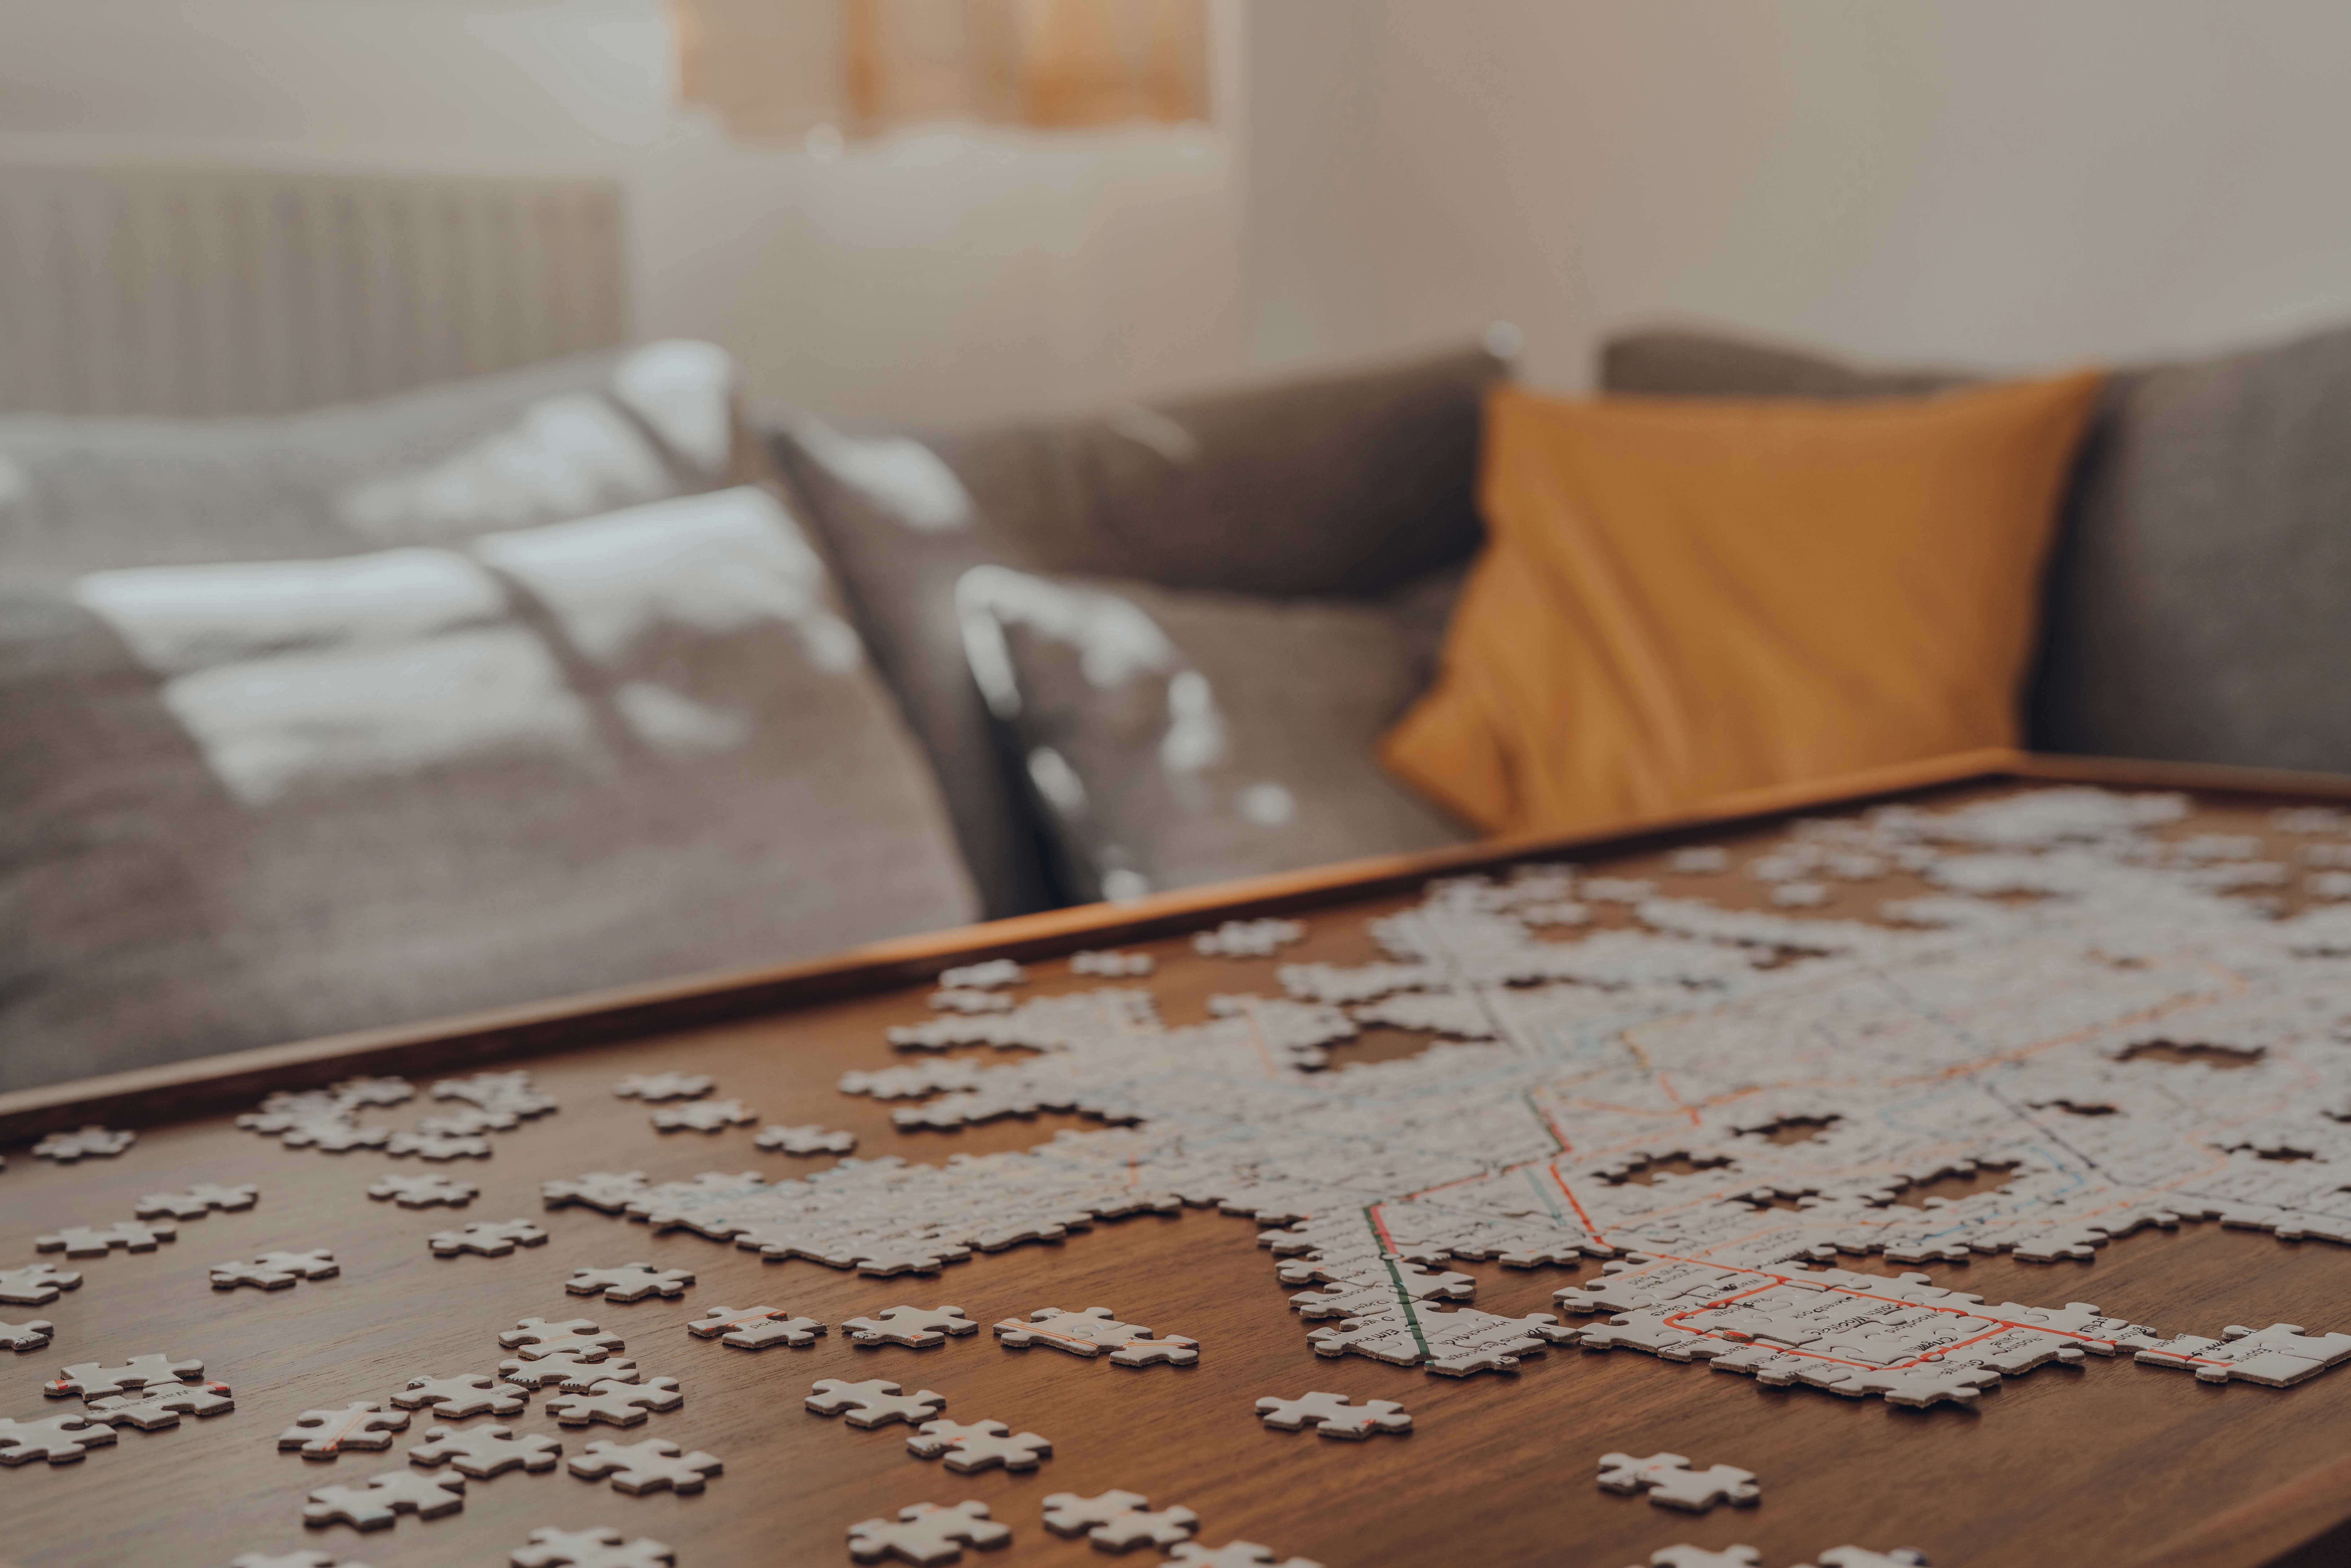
<box><xmin>1383</xmin><ymin>373</ymin><xmax>2106</xmax><ymax>837</ymax></box>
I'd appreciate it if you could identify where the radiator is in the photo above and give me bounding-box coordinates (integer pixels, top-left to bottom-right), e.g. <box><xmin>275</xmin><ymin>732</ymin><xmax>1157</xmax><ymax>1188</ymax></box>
<box><xmin>0</xmin><ymin>162</ymin><xmax>628</xmax><ymax>417</ymax></box>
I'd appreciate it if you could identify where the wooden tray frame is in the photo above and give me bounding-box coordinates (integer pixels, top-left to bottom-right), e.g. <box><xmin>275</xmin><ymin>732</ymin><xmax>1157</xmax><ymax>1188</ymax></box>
<box><xmin>12</xmin><ymin>746</ymin><xmax>2351</xmax><ymax>1148</ymax></box>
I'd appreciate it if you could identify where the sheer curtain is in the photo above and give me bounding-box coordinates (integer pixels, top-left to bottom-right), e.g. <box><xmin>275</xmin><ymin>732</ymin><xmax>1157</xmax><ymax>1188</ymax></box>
<box><xmin>673</xmin><ymin>0</ymin><xmax>1209</xmax><ymax>141</ymax></box>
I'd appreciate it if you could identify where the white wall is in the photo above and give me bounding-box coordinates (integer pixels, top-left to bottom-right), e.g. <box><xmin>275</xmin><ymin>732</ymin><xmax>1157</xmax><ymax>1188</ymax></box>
<box><xmin>0</xmin><ymin>0</ymin><xmax>1244</xmax><ymax>427</ymax></box>
<box><xmin>1253</xmin><ymin>0</ymin><xmax>2351</xmax><ymax>390</ymax></box>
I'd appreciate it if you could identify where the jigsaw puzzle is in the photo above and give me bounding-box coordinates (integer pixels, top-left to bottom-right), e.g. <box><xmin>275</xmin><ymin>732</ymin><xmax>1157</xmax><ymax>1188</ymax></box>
<box><xmin>1166</xmin><ymin>1543</ymin><xmax>1322</xmax><ymax>1568</ymax></box>
<box><xmin>499</xmin><ymin>1318</ymin><xmax>624</xmax><ymax>1360</ymax></box>
<box><xmin>212</xmin><ymin>1249</ymin><xmax>340</xmax><ymax>1290</ymax></box>
<box><xmin>0</xmin><ymin>1316</ymin><xmax>52</xmax><ymax>1352</ymax></box>
<box><xmin>905</xmin><ymin>1419</ymin><xmax>1051</xmax><ymax>1472</ymax></box>
<box><xmin>544</xmin><ymin>1375</ymin><xmax>684</xmax><ymax>1427</ymax></box>
<box><xmin>1597</xmin><ymin>1451</ymin><xmax>1761</xmax><ymax>1511</ymax></box>
<box><xmin>615</xmin><ymin>1072</ymin><xmax>715</xmax><ymax>1101</ymax></box>
<box><xmin>0</xmin><ymin>1263</ymin><xmax>81</xmax><ymax>1306</ymax></box>
<box><xmin>0</xmin><ymin>1411</ymin><xmax>118</xmax><ymax>1464</ymax></box>
<box><xmin>807</xmin><ymin>1378</ymin><xmax>946</xmax><ymax>1427</ymax></box>
<box><xmin>278</xmin><ymin>1402</ymin><xmax>411</xmax><ymax>1458</ymax></box>
<box><xmin>564</xmin><ymin>1264</ymin><xmax>696</xmax><ymax>1302</ymax></box>
<box><xmin>47</xmin><ymin>1353</ymin><xmax>205</xmax><ymax>1401</ymax></box>
<box><xmin>37</xmin><ymin>1220</ymin><xmax>175</xmax><ymax>1258</ymax></box>
<box><xmin>754</xmin><ymin>1124</ymin><xmax>859</xmax><ymax>1155</ymax></box>
<box><xmin>651</xmin><ymin>1098</ymin><xmax>758</xmax><ymax>1133</ymax></box>
<box><xmin>32</xmin><ymin>1125</ymin><xmax>136</xmax><ymax>1162</ymax></box>
<box><xmin>406</xmin><ymin>1423</ymin><xmax>562</xmax><ymax>1477</ymax></box>
<box><xmin>847</xmin><ymin>1501</ymin><xmax>1011</xmax><ymax>1565</ymax></box>
<box><xmin>300</xmin><ymin>1469</ymin><xmax>465</xmax><ymax>1529</ymax></box>
<box><xmin>384</xmin><ymin>1131</ymin><xmax>491</xmax><ymax>1161</ymax></box>
<box><xmin>1252</xmin><ymin>1392</ymin><xmax>1411</xmax><ymax>1440</ymax></box>
<box><xmin>367</xmin><ymin>1174</ymin><xmax>478</xmax><ymax>1209</ymax></box>
<box><xmin>134</xmin><ymin>1183</ymin><xmax>259</xmax><ymax>1219</ymax></box>
<box><xmin>993</xmin><ymin>1307</ymin><xmax>1199</xmax><ymax>1366</ymax></box>
<box><xmin>431</xmin><ymin>1071</ymin><xmax>558</xmax><ymax>1118</ymax></box>
<box><xmin>498</xmin><ymin>1354</ymin><xmax>640</xmax><ymax>1393</ymax></box>
<box><xmin>688</xmin><ymin>1305</ymin><xmax>825</xmax><ymax>1349</ymax></box>
<box><xmin>391</xmin><ymin>1374</ymin><xmax>527</xmax><ymax>1420</ymax></box>
<box><xmin>429</xmin><ymin>1220</ymin><xmax>548</xmax><ymax>1258</ymax></box>
<box><xmin>1042</xmin><ymin>1490</ymin><xmax>1200</xmax><ymax>1552</ymax></box>
<box><xmin>843</xmin><ymin>1305</ymin><xmax>978</xmax><ymax>1348</ymax></box>
<box><xmin>1192</xmin><ymin>919</ymin><xmax>1305</xmax><ymax>958</ymax></box>
<box><xmin>1072</xmin><ymin>949</ymin><xmax>1155</xmax><ymax>977</ymax></box>
<box><xmin>510</xmin><ymin>1526</ymin><xmax>676</xmax><ymax>1568</ymax></box>
<box><xmin>86</xmin><ymin>1379</ymin><xmax>235</xmax><ymax>1429</ymax></box>
<box><xmin>566</xmin><ymin>1437</ymin><xmax>722</xmax><ymax>1494</ymax></box>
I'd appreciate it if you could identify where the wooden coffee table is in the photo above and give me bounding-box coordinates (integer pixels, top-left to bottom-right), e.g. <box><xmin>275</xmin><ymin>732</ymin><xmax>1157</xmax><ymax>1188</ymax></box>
<box><xmin>5</xmin><ymin>749</ymin><xmax>2350</xmax><ymax>1568</ymax></box>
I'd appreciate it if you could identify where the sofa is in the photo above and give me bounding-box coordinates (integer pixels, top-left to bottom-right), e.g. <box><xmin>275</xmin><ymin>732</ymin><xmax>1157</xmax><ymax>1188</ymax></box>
<box><xmin>5</xmin><ymin>318</ymin><xmax>2345</xmax><ymax>1092</ymax></box>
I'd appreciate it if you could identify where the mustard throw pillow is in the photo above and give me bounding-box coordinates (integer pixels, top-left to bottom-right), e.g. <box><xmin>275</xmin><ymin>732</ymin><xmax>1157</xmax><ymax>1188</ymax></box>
<box><xmin>1383</xmin><ymin>373</ymin><xmax>2106</xmax><ymax>837</ymax></box>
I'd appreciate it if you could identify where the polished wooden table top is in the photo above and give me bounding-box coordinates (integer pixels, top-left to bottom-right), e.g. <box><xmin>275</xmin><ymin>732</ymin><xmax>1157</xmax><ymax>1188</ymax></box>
<box><xmin>6</xmin><ymin>753</ymin><xmax>2351</xmax><ymax>1568</ymax></box>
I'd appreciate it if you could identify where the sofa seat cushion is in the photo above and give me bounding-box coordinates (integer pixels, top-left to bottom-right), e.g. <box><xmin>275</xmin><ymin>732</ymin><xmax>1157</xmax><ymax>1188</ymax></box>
<box><xmin>955</xmin><ymin>564</ymin><xmax>1470</xmax><ymax>902</ymax></box>
<box><xmin>0</xmin><ymin>485</ymin><xmax>976</xmax><ymax>1092</ymax></box>
<box><xmin>771</xmin><ymin>344</ymin><xmax>1507</xmax><ymax>915</ymax></box>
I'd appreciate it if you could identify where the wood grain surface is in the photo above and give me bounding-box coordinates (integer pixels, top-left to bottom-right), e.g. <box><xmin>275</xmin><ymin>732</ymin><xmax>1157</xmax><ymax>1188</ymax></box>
<box><xmin>8</xmin><ymin>762</ymin><xmax>2351</xmax><ymax>1568</ymax></box>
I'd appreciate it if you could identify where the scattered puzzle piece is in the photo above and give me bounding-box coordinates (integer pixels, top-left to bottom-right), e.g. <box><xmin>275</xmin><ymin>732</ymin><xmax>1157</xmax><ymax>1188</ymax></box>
<box><xmin>1167</xmin><ymin>1542</ymin><xmax>1323</xmax><ymax>1568</ymax></box>
<box><xmin>386</xmin><ymin>1132</ymin><xmax>492</xmax><ymax>1161</ymax></box>
<box><xmin>995</xmin><ymin>1307</ymin><xmax>1199</xmax><ymax>1367</ymax></box>
<box><xmin>843</xmin><ymin>1306</ymin><xmax>978</xmax><ymax>1349</ymax></box>
<box><xmin>540</xmin><ymin>1172</ymin><xmax>651</xmax><ymax>1212</ymax></box>
<box><xmin>510</xmin><ymin>1526</ymin><xmax>676</xmax><ymax>1568</ymax></box>
<box><xmin>407</xmin><ymin>1423</ymin><xmax>562</xmax><ymax>1477</ymax></box>
<box><xmin>279</xmin><ymin>1402</ymin><xmax>411</xmax><ymax>1459</ymax></box>
<box><xmin>1598</xmin><ymin>1452</ymin><xmax>1761</xmax><ymax>1512</ymax></box>
<box><xmin>36</xmin><ymin>1220</ymin><xmax>175</xmax><ymax>1258</ymax></box>
<box><xmin>367</xmin><ymin>1174</ymin><xmax>478</xmax><ymax>1209</ymax></box>
<box><xmin>1640</xmin><ymin>1550</ymin><xmax>1762</xmax><ymax>1568</ymax></box>
<box><xmin>1042</xmin><ymin>1491</ymin><xmax>1199</xmax><ymax>1552</ymax></box>
<box><xmin>430</xmin><ymin>1220</ymin><xmax>548</xmax><ymax>1258</ymax></box>
<box><xmin>1801</xmin><ymin>1552</ymin><xmax>1929</xmax><ymax>1568</ymax></box>
<box><xmin>807</xmin><ymin>1378</ymin><xmax>946</xmax><ymax>1428</ymax></box>
<box><xmin>1071</xmin><ymin>949</ymin><xmax>1154</xmax><ymax>977</ymax></box>
<box><xmin>544</xmin><ymin>1376</ymin><xmax>684</xmax><ymax>1428</ymax></box>
<box><xmin>1192</xmin><ymin>919</ymin><xmax>1305</xmax><ymax>958</ymax></box>
<box><xmin>431</xmin><ymin>1071</ymin><xmax>558</xmax><ymax>1118</ymax></box>
<box><xmin>32</xmin><ymin>1126</ymin><xmax>136</xmax><ymax>1162</ymax></box>
<box><xmin>1</xmin><ymin>1318</ymin><xmax>55</xmax><ymax>1352</ymax></box>
<box><xmin>500</xmin><ymin>1318</ymin><xmax>625</xmax><ymax>1360</ymax></box>
<box><xmin>651</xmin><ymin>1098</ymin><xmax>758</xmax><ymax>1134</ymax></box>
<box><xmin>689</xmin><ymin>1305</ymin><xmax>825</xmax><ymax>1350</ymax></box>
<box><xmin>753</xmin><ymin>1124</ymin><xmax>858</xmax><ymax>1155</ymax></box>
<box><xmin>230</xmin><ymin>1553</ymin><xmax>364</xmax><ymax>1568</ymax></box>
<box><xmin>940</xmin><ymin>959</ymin><xmax>1024</xmax><ymax>990</ymax></box>
<box><xmin>301</xmin><ymin>1468</ymin><xmax>466</xmax><ymax>1530</ymax></box>
<box><xmin>906</xmin><ymin>1419</ymin><xmax>1051</xmax><ymax>1472</ymax></box>
<box><xmin>416</xmin><ymin>1105</ymin><xmax>521</xmax><ymax>1137</ymax></box>
<box><xmin>86</xmin><ymin>1378</ymin><xmax>234</xmax><ymax>1429</ymax></box>
<box><xmin>566</xmin><ymin>1264</ymin><xmax>696</xmax><ymax>1303</ymax></box>
<box><xmin>616</xmin><ymin>1073</ymin><xmax>714</xmax><ymax>1102</ymax></box>
<box><xmin>392</xmin><ymin>1374</ymin><xmax>527</xmax><ymax>1420</ymax></box>
<box><xmin>213</xmin><ymin>1249</ymin><xmax>340</xmax><ymax>1291</ymax></box>
<box><xmin>47</xmin><ymin>1353</ymin><xmax>205</xmax><ymax>1401</ymax></box>
<box><xmin>134</xmin><ymin>1183</ymin><xmax>259</xmax><ymax>1219</ymax></box>
<box><xmin>848</xmin><ymin>1501</ymin><xmax>1011</xmax><ymax>1565</ymax></box>
<box><xmin>1252</xmin><ymin>1392</ymin><xmax>1411</xmax><ymax>1441</ymax></box>
<box><xmin>0</xmin><ymin>1264</ymin><xmax>81</xmax><ymax>1306</ymax></box>
<box><xmin>566</xmin><ymin>1437</ymin><xmax>722</xmax><ymax>1494</ymax></box>
<box><xmin>0</xmin><ymin>1412</ymin><xmax>118</xmax><ymax>1464</ymax></box>
<box><xmin>499</xmin><ymin>1355</ymin><xmax>640</xmax><ymax>1393</ymax></box>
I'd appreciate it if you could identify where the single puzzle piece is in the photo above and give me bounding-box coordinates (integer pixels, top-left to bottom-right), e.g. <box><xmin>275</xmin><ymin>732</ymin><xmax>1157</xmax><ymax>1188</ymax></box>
<box><xmin>37</xmin><ymin>1220</ymin><xmax>176</xmax><ymax>1258</ymax></box>
<box><xmin>500</xmin><ymin>1317</ymin><xmax>626</xmax><ymax>1360</ymax></box>
<box><xmin>430</xmin><ymin>1220</ymin><xmax>548</xmax><ymax>1258</ymax></box>
<box><xmin>1071</xmin><ymin>948</ymin><xmax>1154</xmax><ymax>977</ymax></box>
<box><xmin>431</xmin><ymin>1071</ymin><xmax>558</xmax><ymax>1118</ymax></box>
<box><xmin>1166</xmin><ymin>1542</ymin><xmax>1323</xmax><ymax>1568</ymax></box>
<box><xmin>540</xmin><ymin>1171</ymin><xmax>650</xmax><ymax>1212</ymax></box>
<box><xmin>650</xmin><ymin>1098</ymin><xmax>758</xmax><ymax>1133</ymax></box>
<box><xmin>1802</xmin><ymin>1552</ymin><xmax>1929</xmax><ymax>1568</ymax></box>
<box><xmin>229</xmin><ymin>1553</ymin><xmax>364</xmax><ymax>1568</ymax></box>
<box><xmin>301</xmin><ymin>1468</ymin><xmax>466</xmax><ymax>1529</ymax></box>
<box><xmin>85</xmin><ymin>1378</ymin><xmax>235</xmax><ymax>1429</ymax></box>
<box><xmin>1642</xmin><ymin>1550</ymin><xmax>1763</xmax><ymax>1568</ymax></box>
<box><xmin>1252</xmin><ymin>1392</ymin><xmax>1411</xmax><ymax>1441</ymax></box>
<box><xmin>510</xmin><ymin>1525</ymin><xmax>677</xmax><ymax>1568</ymax></box>
<box><xmin>807</xmin><ymin>1378</ymin><xmax>946</xmax><ymax>1428</ymax></box>
<box><xmin>392</xmin><ymin>1374</ymin><xmax>527</xmax><ymax>1419</ymax></box>
<box><xmin>1042</xmin><ymin>1490</ymin><xmax>1200</xmax><ymax>1553</ymax></box>
<box><xmin>940</xmin><ymin>958</ymin><xmax>1024</xmax><ymax>989</ymax></box>
<box><xmin>2</xmin><ymin>1317</ymin><xmax>56</xmax><ymax>1352</ymax></box>
<box><xmin>565</xmin><ymin>1264</ymin><xmax>697</xmax><ymax>1303</ymax></box>
<box><xmin>565</xmin><ymin>1436</ymin><xmax>722</xmax><ymax>1494</ymax></box>
<box><xmin>500</xmin><ymin>1354</ymin><xmax>639</xmax><ymax>1393</ymax></box>
<box><xmin>0</xmin><ymin>1263</ymin><xmax>82</xmax><ymax>1306</ymax></box>
<box><xmin>544</xmin><ymin>1376</ymin><xmax>685</xmax><ymax>1428</ymax></box>
<box><xmin>848</xmin><ymin>1501</ymin><xmax>1011</xmax><ymax>1565</ymax></box>
<box><xmin>279</xmin><ymin>1402</ymin><xmax>412</xmax><ymax>1458</ymax></box>
<box><xmin>213</xmin><ymin>1249</ymin><xmax>340</xmax><ymax>1291</ymax></box>
<box><xmin>0</xmin><ymin>1411</ymin><xmax>119</xmax><ymax>1464</ymax></box>
<box><xmin>134</xmin><ymin>1183</ymin><xmax>259</xmax><ymax>1219</ymax></box>
<box><xmin>994</xmin><ymin>1307</ymin><xmax>1200</xmax><ymax>1367</ymax></box>
<box><xmin>689</xmin><ymin>1305</ymin><xmax>825</xmax><ymax>1350</ymax></box>
<box><xmin>407</xmin><ymin>1422</ymin><xmax>562</xmax><ymax>1477</ymax></box>
<box><xmin>47</xmin><ymin>1352</ymin><xmax>205</xmax><ymax>1401</ymax></box>
<box><xmin>843</xmin><ymin>1305</ymin><xmax>979</xmax><ymax>1349</ymax></box>
<box><xmin>905</xmin><ymin>1418</ymin><xmax>1052</xmax><ymax>1473</ymax></box>
<box><xmin>367</xmin><ymin>1174</ymin><xmax>478</xmax><ymax>1209</ymax></box>
<box><xmin>1597</xmin><ymin>1451</ymin><xmax>1761</xmax><ymax>1512</ymax></box>
<box><xmin>615</xmin><ymin>1072</ymin><xmax>715</xmax><ymax>1102</ymax></box>
<box><xmin>753</xmin><ymin>1124</ymin><xmax>858</xmax><ymax>1155</ymax></box>
<box><xmin>2133</xmin><ymin>1321</ymin><xmax>2351</xmax><ymax>1386</ymax></box>
<box><xmin>1191</xmin><ymin>919</ymin><xmax>1306</xmax><ymax>958</ymax></box>
<box><xmin>385</xmin><ymin>1132</ymin><xmax>492</xmax><ymax>1161</ymax></box>
<box><xmin>281</xmin><ymin>1122</ymin><xmax>391</xmax><ymax>1154</ymax></box>
<box><xmin>32</xmin><ymin>1125</ymin><xmax>136</xmax><ymax>1162</ymax></box>
<box><xmin>416</xmin><ymin>1105</ymin><xmax>522</xmax><ymax>1137</ymax></box>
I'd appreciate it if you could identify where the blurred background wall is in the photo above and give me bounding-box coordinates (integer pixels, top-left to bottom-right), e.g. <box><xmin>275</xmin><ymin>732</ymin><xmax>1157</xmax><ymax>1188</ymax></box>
<box><xmin>9</xmin><ymin>0</ymin><xmax>2351</xmax><ymax>421</ymax></box>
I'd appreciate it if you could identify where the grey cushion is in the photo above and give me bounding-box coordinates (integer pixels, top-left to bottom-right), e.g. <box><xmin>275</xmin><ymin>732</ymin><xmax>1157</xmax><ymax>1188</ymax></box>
<box><xmin>955</xmin><ymin>564</ymin><xmax>1471</xmax><ymax>902</ymax></box>
<box><xmin>1</xmin><ymin>478</ymin><xmax>977</xmax><ymax>1091</ymax></box>
<box><xmin>1598</xmin><ymin>323</ymin><xmax>2351</xmax><ymax>776</ymax></box>
<box><xmin>771</xmin><ymin>344</ymin><xmax>1508</xmax><ymax>916</ymax></box>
